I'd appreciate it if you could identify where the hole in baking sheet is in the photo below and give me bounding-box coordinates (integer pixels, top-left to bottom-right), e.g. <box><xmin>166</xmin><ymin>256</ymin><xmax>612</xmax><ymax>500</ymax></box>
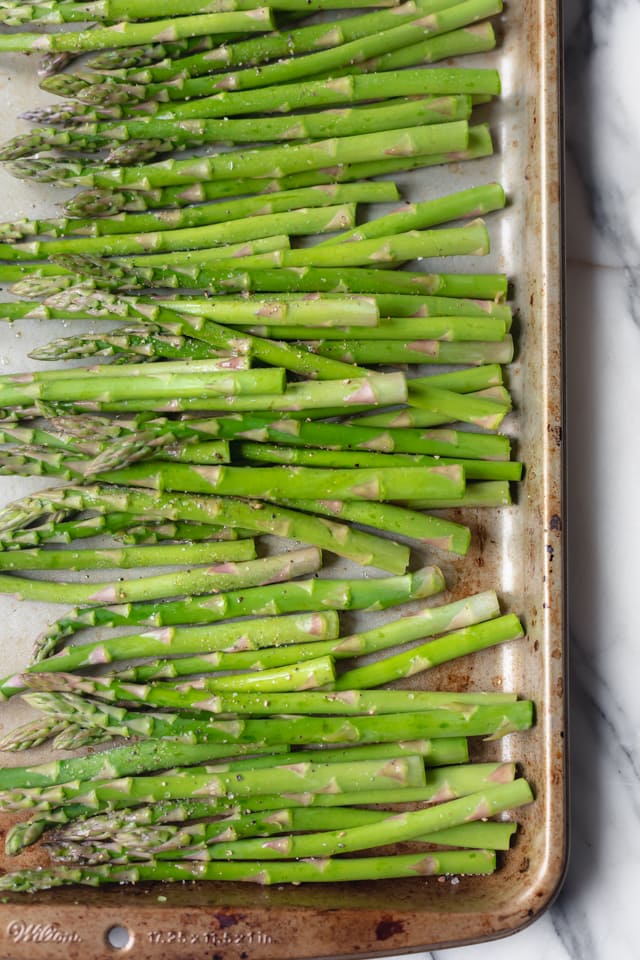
<box><xmin>106</xmin><ymin>925</ymin><xmax>132</xmax><ymax>950</ymax></box>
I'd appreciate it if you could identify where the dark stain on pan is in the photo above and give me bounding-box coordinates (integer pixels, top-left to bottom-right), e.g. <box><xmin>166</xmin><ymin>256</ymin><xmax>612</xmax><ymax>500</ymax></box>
<box><xmin>375</xmin><ymin>916</ymin><xmax>405</xmax><ymax>941</ymax></box>
<box><xmin>214</xmin><ymin>912</ymin><xmax>244</xmax><ymax>928</ymax></box>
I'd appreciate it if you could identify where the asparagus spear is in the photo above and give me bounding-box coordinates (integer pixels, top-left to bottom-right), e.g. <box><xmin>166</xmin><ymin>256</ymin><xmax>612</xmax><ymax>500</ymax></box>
<box><xmin>321</xmin><ymin>181</ymin><xmax>505</xmax><ymax>245</ymax></box>
<box><xmin>239</xmin><ymin>444</ymin><xmax>520</xmax><ymax>483</ymax></box>
<box><xmin>0</xmin><ymin>182</ymin><xmax>399</xmax><ymax>239</ymax></box>
<box><xmin>89</xmin><ymin>460</ymin><xmax>464</xmax><ymax>503</ymax></box>
<box><xmin>3</xmin><ymin>737</ymin><xmax>468</xmax><ymax>852</ymax></box>
<box><xmin>89</xmin><ymin>263</ymin><xmax>507</xmax><ymax>300</ymax></box>
<box><xmin>0</xmin><ymin>486</ymin><xmax>410</xmax><ymax>573</ymax></box>
<box><xmin>0</xmin><ymin>204</ymin><xmax>356</xmax><ymax>260</ymax></box>
<box><xmin>0</xmin><ymin>850</ymin><xmax>498</xmax><ymax>891</ymax></box>
<box><xmin>406</xmin><ymin>480</ymin><xmax>513</xmax><ymax>509</ymax></box>
<box><xmin>4</xmin><ymin>0</ymin><xmax>404</xmax><ymax>25</ymax></box>
<box><xmin>77</xmin><ymin>781</ymin><xmax>529</xmax><ymax>863</ymax></box>
<box><xmin>7</xmin><ymin>122</ymin><xmax>470</xmax><ymax>188</ymax></box>
<box><xmin>1</xmin><ymin>611</ymin><xmax>341</xmax><ymax>699</ymax></box>
<box><xmin>22</xmin><ymin>697</ymin><xmax>533</xmax><ymax>758</ymax></box>
<box><xmin>0</xmin><ymin>538</ymin><xmax>256</xmax><ymax>570</ymax></box>
<box><xmin>2</xmin><ymin>97</ymin><xmax>473</xmax><ymax>163</ymax></box>
<box><xmin>307</xmin><ymin>336</ymin><xmax>514</xmax><ymax>366</ymax></box>
<box><xmin>36</xmin><ymin>6</ymin><xmax>499</xmax><ymax>101</ymax></box>
<box><xmin>0</xmin><ymin>716</ymin><xmax>67</xmax><ymax>752</ymax></box>
<box><xmin>81</xmin><ymin>412</ymin><xmax>511</xmax><ymax>460</ymax></box>
<box><xmin>102</xmin><ymin>1</ymin><xmax>456</xmax><ymax>78</ymax></box>
<box><xmin>0</xmin><ymin>545</ymin><xmax>324</xmax><ymax>605</ymax></box>
<box><xmin>24</xmin><ymin>674</ymin><xmax>526</xmax><ymax>721</ymax></box>
<box><xmin>51</xmin><ymin>724</ymin><xmax>118</xmax><ymax>750</ymax></box>
<box><xmin>208</xmin><ymin>314</ymin><xmax>507</xmax><ymax>341</ymax></box>
<box><xmin>23</xmin><ymin>588</ymin><xmax>496</xmax><ymax>689</ymax></box>
<box><xmin>0</xmin><ymin>9</ymin><xmax>275</xmax><ymax>53</ymax></box>
<box><xmin>29</xmin><ymin>328</ymin><xmax>233</xmax><ymax>362</ymax></box>
<box><xmin>31</xmin><ymin>566</ymin><xmax>444</xmax><ymax>661</ymax></box>
<box><xmin>333</xmin><ymin>614</ymin><xmax>525</xmax><ymax>690</ymax></box>
<box><xmin>0</xmin><ymin>739</ymin><xmax>285</xmax><ymax>790</ymax></box>
<box><xmin>46</xmin><ymin>796</ymin><xmax>514</xmax><ymax>862</ymax></box>
<box><xmin>21</xmin><ymin>69</ymin><xmax>499</xmax><ymax>125</ymax></box>
<box><xmin>56</xmin><ymin>123</ymin><xmax>492</xmax><ymax>218</ymax></box>
<box><xmin>0</xmin><ymin>755</ymin><xmax>428</xmax><ymax>812</ymax></box>
<box><xmin>85</xmin><ymin>34</ymin><xmax>245</xmax><ymax>70</ymax></box>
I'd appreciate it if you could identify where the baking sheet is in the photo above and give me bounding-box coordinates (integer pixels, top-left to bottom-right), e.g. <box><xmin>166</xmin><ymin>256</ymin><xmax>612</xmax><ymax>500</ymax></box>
<box><xmin>0</xmin><ymin>0</ymin><xmax>566</xmax><ymax>954</ymax></box>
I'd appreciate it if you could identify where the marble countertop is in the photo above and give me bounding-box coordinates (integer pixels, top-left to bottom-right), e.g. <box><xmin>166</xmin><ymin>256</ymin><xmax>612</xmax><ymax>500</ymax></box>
<box><xmin>390</xmin><ymin>0</ymin><xmax>640</xmax><ymax>957</ymax></box>
<box><xmin>0</xmin><ymin>1</ymin><xmax>636</xmax><ymax>956</ymax></box>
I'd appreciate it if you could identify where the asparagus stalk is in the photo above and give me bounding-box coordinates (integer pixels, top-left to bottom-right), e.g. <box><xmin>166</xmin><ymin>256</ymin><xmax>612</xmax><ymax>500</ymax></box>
<box><xmin>214</xmin><ymin>314</ymin><xmax>507</xmax><ymax>341</ymax></box>
<box><xmin>30</xmin><ymin>742</ymin><xmax>471</xmax><ymax>839</ymax></box>
<box><xmin>0</xmin><ymin>9</ymin><xmax>275</xmax><ymax>53</ymax></box>
<box><xmin>21</xmin><ymin>697</ymin><xmax>533</xmax><ymax>759</ymax></box>
<box><xmin>91</xmin><ymin>460</ymin><xmax>464</xmax><ymax>503</ymax></box>
<box><xmin>0</xmin><ymin>204</ymin><xmax>356</xmax><ymax>260</ymax></box>
<box><xmin>0</xmin><ymin>486</ymin><xmax>410</xmax><ymax>572</ymax></box>
<box><xmin>3</xmin><ymin>738</ymin><xmax>468</xmax><ymax>852</ymax></box>
<box><xmin>0</xmin><ymin>539</ymin><xmax>257</xmax><ymax>571</ymax></box>
<box><xmin>103</xmin><ymin>1</ymin><xmax>456</xmax><ymax>78</ymax></box>
<box><xmin>111</xmin><ymin>264</ymin><xmax>508</xmax><ymax>300</ymax></box>
<box><xmin>0</xmin><ymin>739</ymin><xmax>286</xmax><ymax>790</ymax></box>
<box><xmin>0</xmin><ymin>368</ymin><xmax>290</xmax><ymax>409</ymax></box>
<box><xmin>321</xmin><ymin>181</ymin><xmax>505</xmax><ymax>245</ymax></box>
<box><xmin>21</xmin><ymin>68</ymin><xmax>499</xmax><ymax>124</ymax></box>
<box><xmin>1</xmin><ymin>612</ymin><xmax>341</xmax><ymax>699</ymax></box>
<box><xmin>149</xmin><ymin>221</ymin><xmax>490</xmax><ymax>271</ymax></box>
<box><xmin>88</xmin><ymin>781</ymin><xmax>529</xmax><ymax>863</ymax></box>
<box><xmin>29</xmin><ymin>328</ymin><xmax>233</xmax><ymax>362</ymax></box>
<box><xmin>269</xmin><ymin>497</ymin><xmax>472</xmax><ymax>553</ymax></box>
<box><xmin>173</xmin><ymin>290</ymin><xmax>512</xmax><ymax>321</ymax></box>
<box><xmin>5</xmin><ymin>777</ymin><xmax>532</xmax><ymax>866</ymax></box>
<box><xmin>21</xmin><ymin>594</ymin><xmax>522</xmax><ymax>688</ymax></box>
<box><xmin>123</xmin><ymin>413</ymin><xmax>510</xmax><ymax>460</ymax></box>
<box><xmin>356</xmin><ymin>18</ymin><xmax>496</xmax><ymax>71</ymax></box>
<box><xmin>3</xmin><ymin>97</ymin><xmax>472</xmax><ymax>163</ymax></box>
<box><xmin>98</xmin><ymin>15</ymin><xmax>495</xmax><ymax>79</ymax></box>
<box><xmin>42</xmin><ymin>371</ymin><xmax>413</xmax><ymax>412</ymax></box>
<box><xmin>0</xmin><ymin>850</ymin><xmax>498</xmax><ymax>891</ymax></box>
<box><xmin>333</xmin><ymin>614</ymin><xmax>525</xmax><ymax>689</ymax></box>
<box><xmin>307</xmin><ymin>336</ymin><xmax>514</xmax><ymax>366</ymax></box>
<box><xmin>24</xmin><ymin>587</ymin><xmax>503</xmax><ymax>700</ymax></box>
<box><xmin>26</xmin><ymin>676</ymin><xmax>525</xmax><ymax>722</ymax></box>
<box><xmin>5</xmin><ymin>0</ymin><xmax>403</xmax><ymax>25</ymax></box>
<box><xmin>85</xmin><ymin>35</ymin><xmax>250</xmax><ymax>71</ymax></box>
<box><xmin>0</xmin><ymin>545</ymin><xmax>323</xmax><ymax>606</ymax></box>
<box><xmin>51</xmin><ymin>817</ymin><xmax>516</xmax><ymax>862</ymax></box>
<box><xmin>406</xmin><ymin>480</ymin><xmax>513</xmax><ymax>509</ymax></box>
<box><xmin>0</xmin><ymin>182</ymin><xmax>399</xmax><ymax>239</ymax></box>
<box><xmin>7</xmin><ymin>122</ymin><xmax>470</xmax><ymax>189</ymax></box>
<box><xmin>238</xmin><ymin>441</ymin><xmax>518</xmax><ymax>478</ymax></box>
<box><xmin>31</xmin><ymin>566</ymin><xmax>444</xmax><ymax>661</ymax></box>
<box><xmin>57</xmin><ymin>123</ymin><xmax>492</xmax><ymax>217</ymax></box>
<box><xmin>39</xmin><ymin>7</ymin><xmax>499</xmax><ymax>100</ymax></box>
<box><xmin>0</xmin><ymin>716</ymin><xmax>67</xmax><ymax>752</ymax></box>
<box><xmin>0</xmin><ymin>756</ymin><xmax>428</xmax><ymax>812</ymax></box>
<box><xmin>51</xmin><ymin>724</ymin><xmax>118</xmax><ymax>750</ymax></box>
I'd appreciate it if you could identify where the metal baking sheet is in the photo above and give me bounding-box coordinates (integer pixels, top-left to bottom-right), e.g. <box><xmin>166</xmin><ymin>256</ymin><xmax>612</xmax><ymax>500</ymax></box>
<box><xmin>0</xmin><ymin>0</ymin><xmax>566</xmax><ymax>953</ymax></box>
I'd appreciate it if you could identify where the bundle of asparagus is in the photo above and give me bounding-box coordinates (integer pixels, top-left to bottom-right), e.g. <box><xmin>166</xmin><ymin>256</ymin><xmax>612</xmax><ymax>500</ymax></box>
<box><xmin>0</xmin><ymin>0</ymin><xmax>535</xmax><ymax>896</ymax></box>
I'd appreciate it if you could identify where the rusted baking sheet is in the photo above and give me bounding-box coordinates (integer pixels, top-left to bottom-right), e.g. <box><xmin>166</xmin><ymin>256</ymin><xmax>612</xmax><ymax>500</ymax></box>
<box><xmin>0</xmin><ymin>0</ymin><xmax>565</xmax><ymax>952</ymax></box>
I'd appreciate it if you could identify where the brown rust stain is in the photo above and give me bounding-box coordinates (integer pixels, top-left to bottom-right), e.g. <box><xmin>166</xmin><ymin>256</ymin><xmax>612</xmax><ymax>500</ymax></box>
<box><xmin>375</xmin><ymin>916</ymin><xmax>406</xmax><ymax>941</ymax></box>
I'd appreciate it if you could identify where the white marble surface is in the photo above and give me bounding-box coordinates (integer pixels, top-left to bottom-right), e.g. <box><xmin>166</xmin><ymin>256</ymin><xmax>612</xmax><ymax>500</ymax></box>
<box><xmin>0</xmin><ymin>1</ymin><xmax>637</xmax><ymax>956</ymax></box>
<box><xmin>389</xmin><ymin>0</ymin><xmax>640</xmax><ymax>956</ymax></box>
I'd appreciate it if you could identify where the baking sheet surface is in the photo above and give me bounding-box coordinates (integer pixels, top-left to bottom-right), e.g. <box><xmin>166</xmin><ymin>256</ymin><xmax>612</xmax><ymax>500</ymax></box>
<box><xmin>0</xmin><ymin>2</ymin><xmax>565</xmax><ymax>954</ymax></box>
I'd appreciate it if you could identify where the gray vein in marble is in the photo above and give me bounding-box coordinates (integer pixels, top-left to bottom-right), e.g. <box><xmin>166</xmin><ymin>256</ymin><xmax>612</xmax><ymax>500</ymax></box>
<box><xmin>549</xmin><ymin>896</ymin><xmax>598</xmax><ymax>960</ymax></box>
<box><xmin>564</xmin><ymin>0</ymin><xmax>640</xmax><ymax>323</ymax></box>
